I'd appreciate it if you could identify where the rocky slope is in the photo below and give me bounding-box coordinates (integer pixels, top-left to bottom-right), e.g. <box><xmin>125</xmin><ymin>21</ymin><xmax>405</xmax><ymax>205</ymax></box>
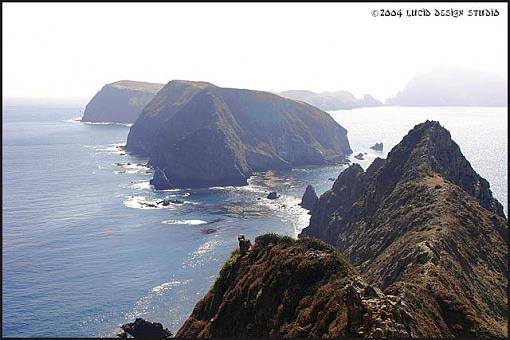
<box><xmin>300</xmin><ymin>120</ymin><xmax>508</xmax><ymax>337</ymax></box>
<box><xmin>81</xmin><ymin>80</ymin><xmax>163</xmax><ymax>123</ymax></box>
<box><xmin>279</xmin><ymin>90</ymin><xmax>382</xmax><ymax>110</ymax></box>
<box><xmin>126</xmin><ymin>80</ymin><xmax>352</xmax><ymax>188</ymax></box>
<box><xmin>176</xmin><ymin>234</ymin><xmax>418</xmax><ymax>337</ymax></box>
<box><xmin>386</xmin><ymin>66</ymin><xmax>507</xmax><ymax>107</ymax></box>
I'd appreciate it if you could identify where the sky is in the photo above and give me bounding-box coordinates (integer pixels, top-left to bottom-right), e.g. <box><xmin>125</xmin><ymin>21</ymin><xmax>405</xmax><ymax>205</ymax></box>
<box><xmin>2</xmin><ymin>3</ymin><xmax>508</xmax><ymax>102</ymax></box>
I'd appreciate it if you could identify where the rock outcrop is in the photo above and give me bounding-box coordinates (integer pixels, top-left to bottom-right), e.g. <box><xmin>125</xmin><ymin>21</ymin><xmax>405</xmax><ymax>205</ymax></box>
<box><xmin>299</xmin><ymin>184</ymin><xmax>318</xmax><ymax>210</ymax></box>
<box><xmin>370</xmin><ymin>142</ymin><xmax>383</xmax><ymax>151</ymax></box>
<box><xmin>118</xmin><ymin>318</ymin><xmax>172</xmax><ymax>338</ymax></box>
<box><xmin>150</xmin><ymin>167</ymin><xmax>171</xmax><ymax>190</ymax></box>
<box><xmin>176</xmin><ymin>234</ymin><xmax>417</xmax><ymax>337</ymax></box>
<box><xmin>300</xmin><ymin>120</ymin><xmax>508</xmax><ymax>337</ymax></box>
<box><xmin>279</xmin><ymin>90</ymin><xmax>383</xmax><ymax>111</ymax></box>
<box><xmin>386</xmin><ymin>66</ymin><xmax>507</xmax><ymax>107</ymax></box>
<box><xmin>81</xmin><ymin>80</ymin><xmax>163</xmax><ymax>123</ymax></box>
<box><xmin>126</xmin><ymin>80</ymin><xmax>352</xmax><ymax>188</ymax></box>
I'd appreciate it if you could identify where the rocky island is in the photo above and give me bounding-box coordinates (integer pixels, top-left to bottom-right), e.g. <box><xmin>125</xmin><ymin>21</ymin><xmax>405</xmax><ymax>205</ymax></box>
<box><xmin>81</xmin><ymin>80</ymin><xmax>164</xmax><ymax>123</ymax></box>
<box><xmin>279</xmin><ymin>90</ymin><xmax>382</xmax><ymax>111</ymax></box>
<box><xmin>163</xmin><ymin>120</ymin><xmax>507</xmax><ymax>338</ymax></box>
<box><xmin>126</xmin><ymin>80</ymin><xmax>352</xmax><ymax>189</ymax></box>
<box><xmin>386</xmin><ymin>66</ymin><xmax>507</xmax><ymax>107</ymax></box>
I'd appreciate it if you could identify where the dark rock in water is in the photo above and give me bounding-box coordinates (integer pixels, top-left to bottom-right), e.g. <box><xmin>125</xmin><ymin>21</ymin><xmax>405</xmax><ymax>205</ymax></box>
<box><xmin>354</xmin><ymin>153</ymin><xmax>364</xmax><ymax>160</ymax></box>
<box><xmin>118</xmin><ymin>318</ymin><xmax>172</xmax><ymax>338</ymax></box>
<box><xmin>299</xmin><ymin>184</ymin><xmax>318</xmax><ymax>210</ymax></box>
<box><xmin>266</xmin><ymin>191</ymin><xmax>279</xmax><ymax>200</ymax></box>
<box><xmin>328</xmin><ymin>177</ymin><xmax>336</xmax><ymax>181</ymax></box>
<box><xmin>299</xmin><ymin>120</ymin><xmax>507</xmax><ymax>337</ymax></box>
<box><xmin>370</xmin><ymin>142</ymin><xmax>383</xmax><ymax>151</ymax></box>
<box><xmin>150</xmin><ymin>168</ymin><xmax>172</xmax><ymax>190</ymax></box>
<box><xmin>201</xmin><ymin>228</ymin><xmax>217</xmax><ymax>235</ymax></box>
<box><xmin>81</xmin><ymin>80</ymin><xmax>163</xmax><ymax>124</ymax></box>
<box><xmin>157</xmin><ymin>198</ymin><xmax>184</xmax><ymax>206</ymax></box>
<box><xmin>126</xmin><ymin>80</ymin><xmax>352</xmax><ymax>188</ymax></box>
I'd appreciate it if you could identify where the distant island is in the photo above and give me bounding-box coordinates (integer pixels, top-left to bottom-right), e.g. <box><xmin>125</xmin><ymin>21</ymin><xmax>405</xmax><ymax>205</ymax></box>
<box><xmin>81</xmin><ymin>80</ymin><xmax>164</xmax><ymax>124</ymax></box>
<box><xmin>279</xmin><ymin>90</ymin><xmax>382</xmax><ymax>111</ymax></box>
<box><xmin>386</xmin><ymin>66</ymin><xmax>507</xmax><ymax>107</ymax></box>
<box><xmin>126</xmin><ymin>80</ymin><xmax>352</xmax><ymax>189</ymax></box>
<box><xmin>169</xmin><ymin>120</ymin><xmax>507</xmax><ymax>338</ymax></box>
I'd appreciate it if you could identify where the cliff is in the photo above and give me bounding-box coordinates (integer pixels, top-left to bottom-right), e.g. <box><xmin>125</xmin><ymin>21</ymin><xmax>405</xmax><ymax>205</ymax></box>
<box><xmin>126</xmin><ymin>80</ymin><xmax>352</xmax><ymax>188</ymax></box>
<box><xmin>279</xmin><ymin>90</ymin><xmax>382</xmax><ymax>111</ymax></box>
<box><xmin>386</xmin><ymin>66</ymin><xmax>507</xmax><ymax>107</ymax></box>
<box><xmin>176</xmin><ymin>234</ymin><xmax>417</xmax><ymax>337</ymax></box>
<box><xmin>81</xmin><ymin>80</ymin><xmax>164</xmax><ymax>123</ymax></box>
<box><xmin>300</xmin><ymin>120</ymin><xmax>508</xmax><ymax>337</ymax></box>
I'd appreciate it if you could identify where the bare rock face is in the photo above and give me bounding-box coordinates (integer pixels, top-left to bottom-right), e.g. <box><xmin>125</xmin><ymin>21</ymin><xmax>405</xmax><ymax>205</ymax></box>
<box><xmin>126</xmin><ymin>80</ymin><xmax>352</xmax><ymax>188</ymax></box>
<box><xmin>300</xmin><ymin>120</ymin><xmax>508</xmax><ymax>337</ymax></box>
<box><xmin>176</xmin><ymin>235</ymin><xmax>417</xmax><ymax>337</ymax></box>
<box><xmin>299</xmin><ymin>184</ymin><xmax>318</xmax><ymax>210</ymax></box>
<box><xmin>150</xmin><ymin>167</ymin><xmax>171</xmax><ymax>190</ymax></box>
<box><xmin>81</xmin><ymin>80</ymin><xmax>163</xmax><ymax>124</ymax></box>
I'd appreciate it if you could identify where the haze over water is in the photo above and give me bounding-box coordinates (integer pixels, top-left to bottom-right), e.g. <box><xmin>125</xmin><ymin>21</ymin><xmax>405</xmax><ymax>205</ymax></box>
<box><xmin>2</xmin><ymin>104</ymin><xmax>507</xmax><ymax>337</ymax></box>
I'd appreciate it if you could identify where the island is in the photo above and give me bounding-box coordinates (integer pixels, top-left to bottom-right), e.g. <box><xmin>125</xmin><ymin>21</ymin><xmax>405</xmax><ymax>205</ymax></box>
<box><xmin>81</xmin><ymin>80</ymin><xmax>164</xmax><ymax>124</ymax></box>
<box><xmin>279</xmin><ymin>90</ymin><xmax>382</xmax><ymax>111</ymax></box>
<box><xmin>125</xmin><ymin>80</ymin><xmax>353</xmax><ymax>189</ymax></box>
<box><xmin>386</xmin><ymin>66</ymin><xmax>507</xmax><ymax>107</ymax></box>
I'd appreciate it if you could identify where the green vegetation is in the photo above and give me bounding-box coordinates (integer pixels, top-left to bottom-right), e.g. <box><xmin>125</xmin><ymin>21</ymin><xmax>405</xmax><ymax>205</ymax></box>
<box><xmin>211</xmin><ymin>248</ymin><xmax>240</xmax><ymax>295</ymax></box>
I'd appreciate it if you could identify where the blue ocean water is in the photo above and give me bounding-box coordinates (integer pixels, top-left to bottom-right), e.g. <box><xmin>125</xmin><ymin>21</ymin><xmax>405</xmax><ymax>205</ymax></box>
<box><xmin>2</xmin><ymin>103</ymin><xmax>507</xmax><ymax>337</ymax></box>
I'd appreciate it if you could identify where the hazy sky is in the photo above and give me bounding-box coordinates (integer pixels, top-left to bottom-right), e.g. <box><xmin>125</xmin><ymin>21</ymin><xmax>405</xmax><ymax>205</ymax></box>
<box><xmin>3</xmin><ymin>3</ymin><xmax>508</xmax><ymax>101</ymax></box>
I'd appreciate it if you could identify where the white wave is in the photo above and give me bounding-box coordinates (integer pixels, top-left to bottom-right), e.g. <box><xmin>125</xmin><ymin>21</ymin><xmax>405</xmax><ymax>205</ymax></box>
<box><xmin>123</xmin><ymin>195</ymin><xmax>163</xmax><ymax>210</ymax></box>
<box><xmin>130</xmin><ymin>181</ymin><xmax>151</xmax><ymax>190</ymax></box>
<box><xmin>94</xmin><ymin>143</ymin><xmax>125</xmax><ymax>155</ymax></box>
<box><xmin>161</xmin><ymin>219</ymin><xmax>207</xmax><ymax>225</ymax></box>
<box><xmin>82</xmin><ymin>121</ymin><xmax>133</xmax><ymax>127</ymax></box>
<box><xmin>63</xmin><ymin>117</ymin><xmax>82</xmax><ymax>123</ymax></box>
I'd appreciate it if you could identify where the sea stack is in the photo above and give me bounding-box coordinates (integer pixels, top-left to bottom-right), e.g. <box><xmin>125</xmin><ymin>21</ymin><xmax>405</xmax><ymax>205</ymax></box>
<box><xmin>370</xmin><ymin>142</ymin><xmax>383</xmax><ymax>151</ymax></box>
<box><xmin>126</xmin><ymin>80</ymin><xmax>352</xmax><ymax>188</ymax></box>
<box><xmin>81</xmin><ymin>80</ymin><xmax>164</xmax><ymax>124</ymax></box>
<box><xmin>299</xmin><ymin>184</ymin><xmax>318</xmax><ymax>210</ymax></box>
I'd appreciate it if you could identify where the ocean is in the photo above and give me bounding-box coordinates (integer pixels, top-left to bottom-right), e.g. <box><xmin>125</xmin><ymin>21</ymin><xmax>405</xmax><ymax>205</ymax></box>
<box><xmin>2</xmin><ymin>103</ymin><xmax>507</xmax><ymax>337</ymax></box>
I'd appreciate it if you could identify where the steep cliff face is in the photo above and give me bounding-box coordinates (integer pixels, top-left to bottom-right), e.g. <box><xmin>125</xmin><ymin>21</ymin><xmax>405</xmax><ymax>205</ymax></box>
<box><xmin>279</xmin><ymin>90</ymin><xmax>383</xmax><ymax>110</ymax></box>
<box><xmin>176</xmin><ymin>234</ymin><xmax>418</xmax><ymax>338</ymax></box>
<box><xmin>81</xmin><ymin>80</ymin><xmax>163</xmax><ymax>123</ymax></box>
<box><xmin>300</xmin><ymin>120</ymin><xmax>508</xmax><ymax>337</ymax></box>
<box><xmin>126</xmin><ymin>80</ymin><xmax>352</xmax><ymax>188</ymax></box>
